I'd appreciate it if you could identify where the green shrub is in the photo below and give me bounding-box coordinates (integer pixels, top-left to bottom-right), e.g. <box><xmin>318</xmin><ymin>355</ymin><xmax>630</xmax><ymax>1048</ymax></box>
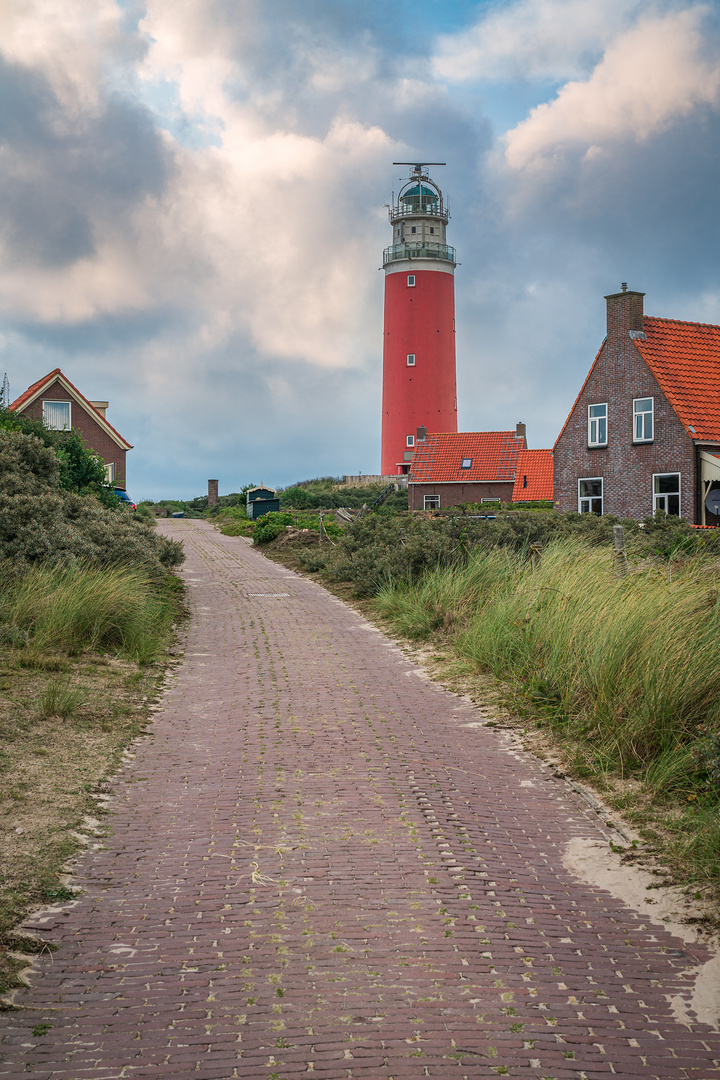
<box><xmin>252</xmin><ymin>511</ymin><xmax>341</xmax><ymax>545</ymax></box>
<box><xmin>0</xmin><ymin>431</ymin><xmax>183</xmax><ymax>575</ymax></box>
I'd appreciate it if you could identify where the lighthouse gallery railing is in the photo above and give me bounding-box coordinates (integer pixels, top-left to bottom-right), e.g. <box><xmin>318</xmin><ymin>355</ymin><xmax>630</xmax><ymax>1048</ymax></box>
<box><xmin>383</xmin><ymin>242</ymin><xmax>456</xmax><ymax>266</ymax></box>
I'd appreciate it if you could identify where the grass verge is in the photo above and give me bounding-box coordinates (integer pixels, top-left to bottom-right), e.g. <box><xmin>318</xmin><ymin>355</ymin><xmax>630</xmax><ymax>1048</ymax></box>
<box><xmin>0</xmin><ymin>567</ymin><xmax>185</xmax><ymax>1007</ymax></box>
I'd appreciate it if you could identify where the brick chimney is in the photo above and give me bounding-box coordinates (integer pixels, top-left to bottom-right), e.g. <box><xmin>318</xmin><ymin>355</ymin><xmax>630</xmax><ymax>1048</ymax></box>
<box><xmin>605</xmin><ymin>283</ymin><xmax>644</xmax><ymax>336</ymax></box>
<box><xmin>515</xmin><ymin>421</ymin><xmax>527</xmax><ymax>444</ymax></box>
<box><xmin>208</xmin><ymin>479</ymin><xmax>219</xmax><ymax>507</ymax></box>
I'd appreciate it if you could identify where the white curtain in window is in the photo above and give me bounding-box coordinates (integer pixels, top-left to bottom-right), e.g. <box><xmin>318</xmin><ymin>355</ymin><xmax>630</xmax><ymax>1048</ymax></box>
<box><xmin>43</xmin><ymin>401</ymin><xmax>70</xmax><ymax>430</ymax></box>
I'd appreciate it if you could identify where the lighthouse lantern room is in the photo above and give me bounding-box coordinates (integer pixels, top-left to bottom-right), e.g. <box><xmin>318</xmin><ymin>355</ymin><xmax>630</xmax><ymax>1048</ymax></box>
<box><xmin>381</xmin><ymin>163</ymin><xmax>458</xmax><ymax>475</ymax></box>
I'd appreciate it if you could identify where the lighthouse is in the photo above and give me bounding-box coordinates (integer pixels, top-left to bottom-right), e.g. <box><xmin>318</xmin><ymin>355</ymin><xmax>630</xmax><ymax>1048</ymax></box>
<box><xmin>381</xmin><ymin>163</ymin><xmax>458</xmax><ymax>476</ymax></box>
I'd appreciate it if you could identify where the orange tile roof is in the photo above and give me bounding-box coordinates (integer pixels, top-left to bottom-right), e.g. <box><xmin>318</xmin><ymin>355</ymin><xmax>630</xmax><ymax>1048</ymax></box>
<box><xmin>635</xmin><ymin>317</ymin><xmax>720</xmax><ymax>442</ymax></box>
<box><xmin>9</xmin><ymin>368</ymin><xmax>132</xmax><ymax>449</ymax></box>
<box><xmin>512</xmin><ymin>449</ymin><xmax>554</xmax><ymax>501</ymax></box>
<box><xmin>409</xmin><ymin>431</ymin><xmax>526</xmax><ymax>484</ymax></box>
<box><xmin>9</xmin><ymin>368</ymin><xmax>63</xmax><ymax>412</ymax></box>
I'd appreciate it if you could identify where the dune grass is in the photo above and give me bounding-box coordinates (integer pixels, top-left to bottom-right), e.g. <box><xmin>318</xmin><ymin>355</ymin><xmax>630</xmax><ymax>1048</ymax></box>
<box><xmin>0</xmin><ymin>563</ymin><xmax>180</xmax><ymax>664</ymax></box>
<box><xmin>374</xmin><ymin>540</ymin><xmax>720</xmax><ymax>891</ymax></box>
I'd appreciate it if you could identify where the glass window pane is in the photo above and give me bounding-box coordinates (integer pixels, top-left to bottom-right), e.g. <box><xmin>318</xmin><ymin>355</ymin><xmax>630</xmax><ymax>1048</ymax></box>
<box><xmin>635</xmin><ymin>398</ymin><xmax>652</xmax><ymax>412</ymax></box>
<box><xmin>656</xmin><ymin>474</ymin><xmax>679</xmax><ymax>494</ymax></box>
<box><xmin>580</xmin><ymin>479</ymin><xmax>602</xmax><ymax>498</ymax></box>
<box><xmin>668</xmin><ymin>494</ymin><xmax>680</xmax><ymax>515</ymax></box>
<box><xmin>644</xmin><ymin>413</ymin><xmax>653</xmax><ymax>440</ymax></box>
<box><xmin>43</xmin><ymin>401</ymin><xmax>70</xmax><ymax>430</ymax></box>
<box><xmin>598</xmin><ymin>417</ymin><xmax>606</xmax><ymax>442</ymax></box>
<box><xmin>589</xmin><ymin>404</ymin><xmax>606</xmax><ymax>418</ymax></box>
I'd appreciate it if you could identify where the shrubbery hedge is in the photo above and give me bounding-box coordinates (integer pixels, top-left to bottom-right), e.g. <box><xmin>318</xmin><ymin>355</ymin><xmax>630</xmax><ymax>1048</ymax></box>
<box><xmin>0</xmin><ymin>431</ymin><xmax>183</xmax><ymax>576</ymax></box>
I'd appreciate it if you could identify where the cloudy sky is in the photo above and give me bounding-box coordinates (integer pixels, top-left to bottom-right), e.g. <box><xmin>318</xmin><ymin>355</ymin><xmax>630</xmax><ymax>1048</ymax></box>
<box><xmin>3</xmin><ymin>0</ymin><xmax>720</xmax><ymax>498</ymax></box>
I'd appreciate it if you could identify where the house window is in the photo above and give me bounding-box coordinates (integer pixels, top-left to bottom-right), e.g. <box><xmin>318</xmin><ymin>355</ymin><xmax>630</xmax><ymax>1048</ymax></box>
<box><xmin>407</xmin><ymin>353</ymin><xmax>415</xmax><ymax>366</ymax></box>
<box><xmin>424</xmin><ymin>495</ymin><xmax>440</xmax><ymax>509</ymax></box>
<box><xmin>407</xmin><ymin>275</ymin><xmax>415</xmax><ymax>287</ymax></box>
<box><xmin>578</xmin><ymin>477</ymin><xmax>603</xmax><ymax>514</ymax></box>
<box><xmin>588</xmin><ymin>403</ymin><xmax>607</xmax><ymax>446</ymax></box>
<box><xmin>461</xmin><ymin>458</ymin><xmax>472</xmax><ymax>469</ymax></box>
<box><xmin>429</xmin><ymin>227</ymin><xmax>435</xmax><ymax>235</ymax></box>
<box><xmin>406</xmin><ymin>435</ymin><xmax>415</xmax><ymax>448</ymax></box>
<box><xmin>105</xmin><ymin>462</ymin><xmax>116</xmax><ymax>484</ymax></box>
<box><xmin>411</xmin><ymin>226</ymin><xmax>416</xmax><ymax>233</ymax></box>
<box><xmin>634</xmin><ymin>397</ymin><xmax>653</xmax><ymax>442</ymax></box>
<box><xmin>43</xmin><ymin>400</ymin><xmax>71</xmax><ymax>430</ymax></box>
<box><xmin>653</xmin><ymin>473</ymin><xmax>680</xmax><ymax>516</ymax></box>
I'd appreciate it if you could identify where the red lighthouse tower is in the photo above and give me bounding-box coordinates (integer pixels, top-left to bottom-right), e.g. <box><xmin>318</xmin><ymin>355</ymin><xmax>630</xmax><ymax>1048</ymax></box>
<box><xmin>381</xmin><ymin>163</ymin><xmax>458</xmax><ymax>475</ymax></box>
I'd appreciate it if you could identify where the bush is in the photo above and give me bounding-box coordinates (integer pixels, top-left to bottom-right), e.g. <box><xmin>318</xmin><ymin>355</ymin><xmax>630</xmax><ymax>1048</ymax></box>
<box><xmin>0</xmin><ymin>431</ymin><xmax>183</xmax><ymax>575</ymax></box>
<box><xmin>252</xmin><ymin>510</ymin><xmax>341</xmax><ymax>545</ymax></box>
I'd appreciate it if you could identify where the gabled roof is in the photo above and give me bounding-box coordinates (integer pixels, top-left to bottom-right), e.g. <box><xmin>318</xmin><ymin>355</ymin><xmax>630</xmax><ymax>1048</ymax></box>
<box><xmin>512</xmin><ymin>449</ymin><xmax>554</xmax><ymax>501</ymax></box>
<box><xmin>9</xmin><ymin>368</ymin><xmax>132</xmax><ymax>450</ymax></box>
<box><xmin>409</xmin><ymin>431</ymin><xmax>526</xmax><ymax>484</ymax></box>
<box><xmin>554</xmin><ymin>315</ymin><xmax>720</xmax><ymax>449</ymax></box>
<box><xmin>635</xmin><ymin>317</ymin><xmax>720</xmax><ymax>442</ymax></box>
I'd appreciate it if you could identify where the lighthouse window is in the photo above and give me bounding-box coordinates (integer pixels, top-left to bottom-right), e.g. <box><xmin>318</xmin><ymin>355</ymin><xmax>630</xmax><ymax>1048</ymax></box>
<box><xmin>429</xmin><ymin>227</ymin><xmax>435</xmax><ymax>235</ymax></box>
<box><xmin>407</xmin><ymin>275</ymin><xmax>415</xmax><ymax>287</ymax></box>
<box><xmin>407</xmin><ymin>354</ymin><xmax>415</xmax><ymax>366</ymax></box>
<box><xmin>406</xmin><ymin>435</ymin><xmax>415</xmax><ymax>448</ymax></box>
<box><xmin>411</xmin><ymin>226</ymin><xmax>416</xmax><ymax>233</ymax></box>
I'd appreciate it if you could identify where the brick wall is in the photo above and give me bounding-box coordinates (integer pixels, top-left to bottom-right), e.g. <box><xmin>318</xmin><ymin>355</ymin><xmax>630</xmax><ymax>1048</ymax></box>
<box><xmin>409</xmin><ymin>482</ymin><xmax>514</xmax><ymax>510</ymax></box>
<box><xmin>554</xmin><ymin>290</ymin><xmax>697</xmax><ymax>522</ymax></box>
<box><xmin>22</xmin><ymin>385</ymin><xmax>128</xmax><ymax>489</ymax></box>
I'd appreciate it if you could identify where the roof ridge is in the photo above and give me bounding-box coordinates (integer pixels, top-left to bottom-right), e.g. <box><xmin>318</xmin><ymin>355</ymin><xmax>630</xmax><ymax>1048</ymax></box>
<box><xmin>645</xmin><ymin>315</ymin><xmax>720</xmax><ymax>330</ymax></box>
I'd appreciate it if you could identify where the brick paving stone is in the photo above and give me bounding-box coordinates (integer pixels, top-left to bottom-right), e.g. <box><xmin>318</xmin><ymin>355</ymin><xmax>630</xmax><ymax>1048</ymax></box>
<box><xmin>1</xmin><ymin>519</ymin><xmax>719</xmax><ymax>1078</ymax></box>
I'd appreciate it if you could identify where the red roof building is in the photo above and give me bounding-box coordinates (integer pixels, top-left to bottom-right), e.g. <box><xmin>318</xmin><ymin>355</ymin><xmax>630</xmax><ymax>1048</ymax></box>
<box><xmin>407</xmin><ymin>425</ymin><xmax>552</xmax><ymax>510</ymax></box>
<box><xmin>554</xmin><ymin>288</ymin><xmax>720</xmax><ymax>524</ymax></box>
<box><xmin>10</xmin><ymin>369</ymin><xmax>132</xmax><ymax>490</ymax></box>
<box><xmin>512</xmin><ymin>449</ymin><xmax>554</xmax><ymax>502</ymax></box>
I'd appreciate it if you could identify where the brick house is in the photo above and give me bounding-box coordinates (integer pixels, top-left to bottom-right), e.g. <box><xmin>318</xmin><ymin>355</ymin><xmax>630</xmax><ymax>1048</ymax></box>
<box><xmin>408</xmin><ymin>426</ymin><xmax>553</xmax><ymax>510</ymax></box>
<box><xmin>554</xmin><ymin>287</ymin><xmax>720</xmax><ymax>524</ymax></box>
<box><xmin>10</xmin><ymin>369</ymin><xmax>132</xmax><ymax>490</ymax></box>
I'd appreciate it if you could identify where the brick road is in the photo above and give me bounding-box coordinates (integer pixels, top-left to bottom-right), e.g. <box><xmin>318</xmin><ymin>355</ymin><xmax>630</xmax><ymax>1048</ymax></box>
<box><xmin>1</xmin><ymin>518</ymin><xmax>718</xmax><ymax>1079</ymax></box>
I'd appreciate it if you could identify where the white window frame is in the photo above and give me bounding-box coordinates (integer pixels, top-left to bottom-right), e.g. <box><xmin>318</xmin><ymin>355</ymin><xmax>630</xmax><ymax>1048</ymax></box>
<box><xmin>407</xmin><ymin>274</ymin><xmax>415</xmax><ymax>287</ymax></box>
<box><xmin>105</xmin><ymin>462</ymin><xmax>116</xmax><ymax>484</ymax></box>
<box><xmin>588</xmin><ymin>403</ymin><xmax>607</xmax><ymax>447</ymax></box>
<box><xmin>578</xmin><ymin>477</ymin><xmax>603</xmax><ymax>514</ymax></box>
<box><xmin>406</xmin><ymin>434</ymin><xmax>415</xmax><ymax>448</ymax></box>
<box><xmin>406</xmin><ymin>353</ymin><xmax>416</xmax><ymax>366</ymax></box>
<box><xmin>42</xmin><ymin>400</ymin><xmax>71</xmax><ymax>431</ymax></box>
<box><xmin>424</xmin><ymin>495</ymin><xmax>440</xmax><ymax>509</ymax></box>
<box><xmin>633</xmin><ymin>396</ymin><xmax>654</xmax><ymax>442</ymax></box>
<box><xmin>653</xmin><ymin>473</ymin><xmax>680</xmax><ymax>517</ymax></box>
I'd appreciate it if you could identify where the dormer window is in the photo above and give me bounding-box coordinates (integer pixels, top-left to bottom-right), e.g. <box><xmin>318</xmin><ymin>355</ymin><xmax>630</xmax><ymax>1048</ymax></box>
<box><xmin>461</xmin><ymin>458</ymin><xmax>472</xmax><ymax>469</ymax></box>
<box><xmin>43</xmin><ymin>400</ymin><xmax>71</xmax><ymax>430</ymax></box>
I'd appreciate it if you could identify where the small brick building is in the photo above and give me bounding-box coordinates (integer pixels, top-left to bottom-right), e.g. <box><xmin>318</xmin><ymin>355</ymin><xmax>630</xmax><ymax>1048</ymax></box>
<box><xmin>408</xmin><ymin>427</ymin><xmax>553</xmax><ymax>510</ymax></box>
<box><xmin>554</xmin><ymin>287</ymin><xmax>720</xmax><ymax>524</ymax></box>
<box><xmin>10</xmin><ymin>369</ymin><xmax>132</xmax><ymax>490</ymax></box>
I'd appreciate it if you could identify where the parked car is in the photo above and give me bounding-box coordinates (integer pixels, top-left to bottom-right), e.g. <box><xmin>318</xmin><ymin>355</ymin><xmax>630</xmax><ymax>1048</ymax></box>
<box><xmin>114</xmin><ymin>489</ymin><xmax>137</xmax><ymax>510</ymax></box>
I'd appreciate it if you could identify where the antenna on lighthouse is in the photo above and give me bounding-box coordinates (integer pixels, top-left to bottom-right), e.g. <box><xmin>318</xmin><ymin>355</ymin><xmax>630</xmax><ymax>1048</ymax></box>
<box><xmin>1</xmin><ymin>374</ymin><xmax>9</xmax><ymax>410</ymax></box>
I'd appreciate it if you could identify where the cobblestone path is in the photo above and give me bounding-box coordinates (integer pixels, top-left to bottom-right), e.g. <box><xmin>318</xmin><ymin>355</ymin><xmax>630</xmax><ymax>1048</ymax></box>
<box><xmin>1</xmin><ymin>519</ymin><xmax>718</xmax><ymax>1079</ymax></box>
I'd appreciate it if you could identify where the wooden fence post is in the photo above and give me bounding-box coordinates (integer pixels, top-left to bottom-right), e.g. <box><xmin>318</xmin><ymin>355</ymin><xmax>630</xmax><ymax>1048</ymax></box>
<box><xmin>613</xmin><ymin>525</ymin><xmax>628</xmax><ymax>577</ymax></box>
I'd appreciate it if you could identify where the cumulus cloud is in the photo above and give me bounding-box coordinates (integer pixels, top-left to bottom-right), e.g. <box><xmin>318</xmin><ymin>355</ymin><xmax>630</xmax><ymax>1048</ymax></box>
<box><xmin>432</xmin><ymin>0</ymin><xmax>641</xmax><ymax>83</ymax></box>
<box><xmin>502</xmin><ymin>6</ymin><xmax>720</xmax><ymax>170</ymax></box>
